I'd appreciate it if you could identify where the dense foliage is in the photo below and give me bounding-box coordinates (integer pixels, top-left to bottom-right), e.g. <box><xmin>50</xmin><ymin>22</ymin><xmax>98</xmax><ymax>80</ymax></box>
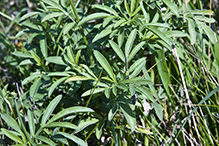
<box><xmin>1</xmin><ymin>0</ymin><xmax>219</xmax><ymax>145</ymax></box>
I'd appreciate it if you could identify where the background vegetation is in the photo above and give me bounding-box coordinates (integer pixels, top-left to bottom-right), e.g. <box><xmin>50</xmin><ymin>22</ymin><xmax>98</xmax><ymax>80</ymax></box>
<box><xmin>1</xmin><ymin>0</ymin><xmax>219</xmax><ymax>145</ymax></box>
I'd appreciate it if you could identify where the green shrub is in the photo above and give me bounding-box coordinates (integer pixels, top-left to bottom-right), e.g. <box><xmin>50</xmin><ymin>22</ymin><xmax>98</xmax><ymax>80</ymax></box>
<box><xmin>1</xmin><ymin>0</ymin><xmax>219</xmax><ymax>145</ymax></box>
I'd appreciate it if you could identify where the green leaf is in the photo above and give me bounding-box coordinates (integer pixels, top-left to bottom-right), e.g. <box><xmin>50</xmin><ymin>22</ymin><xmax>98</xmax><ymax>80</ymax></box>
<box><xmin>19</xmin><ymin>59</ymin><xmax>33</xmax><ymax>66</ymax></box>
<box><xmin>93</xmin><ymin>28</ymin><xmax>112</xmax><ymax>42</ymax></box>
<box><xmin>125</xmin><ymin>29</ymin><xmax>137</xmax><ymax>59</ymax></box>
<box><xmin>130</xmin><ymin>0</ymin><xmax>136</xmax><ymax>14</ymax></box>
<box><xmin>119</xmin><ymin>77</ymin><xmax>152</xmax><ymax>85</ymax></box>
<box><xmin>102</xmin><ymin>76</ymin><xmax>114</xmax><ymax>82</ymax></box>
<box><xmin>12</xmin><ymin>51</ymin><xmax>32</xmax><ymax>58</ymax></box>
<box><xmin>109</xmin><ymin>40</ymin><xmax>125</xmax><ymax>63</ymax></box>
<box><xmin>145</xmin><ymin>26</ymin><xmax>171</xmax><ymax>48</ymax></box>
<box><xmin>155</xmin><ymin>49</ymin><xmax>170</xmax><ymax>96</ymax></box>
<box><xmin>124</xmin><ymin>0</ymin><xmax>130</xmax><ymax>15</ymax></box>
<box><xmin>94</xmin><ymin>50</ymin><xmax>116</xmax><ymax>82</ymax></box>
<box><xmin>42</xmin><ymin>95</ymin><xmax>62</xmax><ymax>125</ymax></box>
<box><xmin>92</xmin><ymin>4</ymin><xmax>119</xmax><ymax>16</ymax></box>
<box><xmin>40</xmin><ymin>34</ymin><xmax>48</xmax><ymax>58</ymax></box>
<box><xmin>162</xmin><ymin>0</ymin><xmax>179</xmax><ymax>17</ymax></box>
<box><xmin>80</xmin><ymin>64</ymin><xmax>97</xmax><ymax>79</ymax></box>
<box><xmin>165</xmin><ymin>31</ymin><xmax>188</xmax><ymax>38</ymax></box>
<box><xmin>129</xmin><ymin>84</ymin><xmax>135</xmax><ymax>96</ymax></box>
<box><xmin>151</xmin><ymin>102</ymin><xmax>163</xmax><ymax>121</ymax></box>
<box><xmin>120</xmin><ymin>103</ymin><xmax>136</xmax><ymax>132</ymax></box>
<box><xmin>78</xmin><ymin>13</ymin><xmax>111</xmax><ymax>26</ymax></box>
<box><xmin>46</xmin><ymin>56</ymin><xmax>67</xmax><ymax>66</ymax></box>
<box><xmin>30</xmin><ymin>77</ymin><xmax>41</xmax><ymax>98</ymax></box>
<box><xmin>185</xmin><ymin>9</ymin><xmax>214</xmax><ymax>15</ymax></box>
<box><xmin>27</xmin><ymin>110</ymin><xmax>35</xmax><ymax>136</ymax></box>
<box><xmin>129</xmin><ymin>59</ymin><xmax>146</xmax><ymax>78</ymax></box>
<box><xmin>103</xmin><ymin>16</ymin><xmax>115</xmax><ymax>27</ymax></box>
<box><xmin>30</xmin><ymin>51</ymin><xmax>41</xmax><ymax>66</ymax></box>
<box><xmin>128</xmin><ymin>42</ymin><xmax>145</xmax><ymax>62</ymax></box>
<box><xmin>42</xmin><ymin>0</ymin><xmax>64</xmax><ymax>12</ymax></box>
<box><xmin>48</xmin><ymin>77</ymin><xmax>68</xmax><ymax>97</ymax></box>
<box><xmin>74</xmin><ymin>118</ymin><xmax>99</xmax><ymax>134</ymax></box>
<box><xmin>45</xmin><ymin>122</ymin><xmax>77</xmax><ymax>130</ymax></box>
<box><xmin>1</xmin><ymin>114</ymin><xmax>21</xmax><ymax>132</ymax></box>
<box><xmin>57</xmin><ymin>132</ymin><xmax>87</xmax><ymax>146</ymax></box>
<box><xmin>42</xmin><ymin>12</ymin><xmax>64</xmax><ymax>22</ymax></box>
<box><xmin>65</xmin><ymin>76</ymin><xmax>94</xmax><ymax>83</ymax></box>
<box><xmin>194</xmin><ymin>16</ymin><xmax>215</xmax><ymax>23</ymax></box>
<box><xmin>135</xmin><ymin>86</ymin><xmax>155</xmax><ymax>102</ymax></box>
<box><xmin>118</xmin><ymin>30</ymin><xmax>125</xmax><ymax>48</ymax></box>
<box><xmin>108</xmin><ymin>103</ymin><xmax>118</xmax><ymax>121</ymax></box>
<box><xmin>81</xmin><ymin>88</ymin><xmax>105</xmax><ymax>97</ymax></box>
<box><xmin>47</xmin><ymin>72</ymin><xmax>71</xmax><ymax>77</ymax></box>
<box><xmin>35</xmin><ymin>135</ymin><xmax>56</xmax><ymax>146</ymax></box>
<box><xmin>22</xmin><ymin>72</ymin><xmax>42</xmax><ymax>85</ymax></box>
<box><xmin>47</xmin><ymin>106</ymin><xmax>94</xmax><ymax>124</ymax></box>
<box><xmin>20</xmin><ymin>12</ymin><xmax>40</xmax><ymax>21</ymax></box>
<box><xmin>187</xmin><ymin>18</ymin><xmax>196</xmax><ymax>45</ymax></box>
<box><xmin>63</xmin><ymin>22</ymin><xmax>75</xmax><ymax>34</ymax></box>
<box><xmin>75</xmin><ymin>50</ymin><xmax>81</xmax><ymax>66</ymax></box>
<box><xmin>96</xmin><ymin>120</ymin><xmax>105</xmax><ymax>140</ymax></box>
<box><xmin>128</xmin><ymin>57</ymin><xmax>145</xmax><ymax>73</ymax></box>
<box><xmin>143</xmin><ymin>23</ymin><xmax>170</xmax><ymax>28</ymax></box>
<box><xmin>1</xmin><ymin>128</ymin><xmax>23</xmax><ymax>144</ymax></box>
<box><xmin>201</xmin><ymin>23</ymin><xmax>217</xmax><ymax>44</ymax></box>
<box><xmin>104</xmin><ymin>88</ymin><xmax>111</xmax><ymax>98</ymax></box>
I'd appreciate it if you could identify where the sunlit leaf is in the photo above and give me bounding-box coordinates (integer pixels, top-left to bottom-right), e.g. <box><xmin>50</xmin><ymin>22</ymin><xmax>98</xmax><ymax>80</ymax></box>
<box><xmin>42</xmin><ymin>95</ymin><xmax>62</xmax><ymax>125</ymax></box>
<box><xmin>94</xmin><ymin>50</ymin><xmax>116</xmax><ymax>82</ymax></box>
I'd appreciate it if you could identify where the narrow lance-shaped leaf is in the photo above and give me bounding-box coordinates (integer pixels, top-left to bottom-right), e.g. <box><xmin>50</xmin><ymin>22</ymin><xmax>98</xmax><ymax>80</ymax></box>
<box><xmin>65</xmin><ymin>76</ymin><xmax>94</xmax><ymax>83</ymax></box>
<box><xmin>57</xmin><ymin>132</ymin><xmax>87</xmax><ymax>146</ymax></box>
<box><xmin>40</xmin><ymin>35</ymin><xmax>47</xmax><ymax>58</ymax></box>
<box><xmin>48</xmin><ymin>77</ymin><xmax>68</xmax><ymax>97</ymax></box>
<box><xmin>120</xmin><ymin>103</ymin><xmax>136</xmax><ymax>132</ymax></box>
<box><xmin>201</xmin><ymin>23</ymin><xmax>217</xmax><ymax>44</ymax></box>
<box><xmin>151</xmin><ymin>102</ymin><xmax>163</xmax><ymax>121</ymax></box>
<box><xmin>130</xmin><ymin>0</ymin><xmax>136</xmax><ymax>14</ymax></box>
<box><xmin>128</xmin><ymin>42</ymin><xmax>145</xmax><ymax>62</ymax></box>
<box><xmin>20</xmin><ymin>12</ymin><xmax>40</xmax><ymax>21</ymax></box>
<box><xmin>162</xmin><ymin>0</ymin><xmax>179</xmax><ymax>17</ymax></box>
<box><xmin>45</xmin><ymin>122</ymin><xmax>77</xmax><ymax>130</ymax></box>
<box><xmin>1</xmin><ymin>128</ymin><xmax>23</xmax><ymax>144</ymax></box>
<box><xmin>109</xmin><ymin>40</ymin><xmax>125</xmax><ymax>63</ymax></box>
<box><xmin>125</xmin><ymin>29</ymin><xmax>137</xmax><ymax>59</ymax></box>
<box><xmin>30</xmin><ymin>51</ymin><xmax>41</xmax><ymax>66</ymax></box>
<box><xmin>29</xmin><ymin>77</ymin><xmax>41</xmax><ymax>98</ymax></box>
<box><xmin>47</xmin><ymin>106</ymin><xmax>94</xmax><ymax>124</ymax></box>
<box><xmin>81</xmin><ymin>88</ymin><xmax>105</xmax><ymax>97</ymax></box>
<box><xmin>92</xmin><ymin>4</ymin><xmax>119</xmax><ymax>16</ymax></box>
<box><xmin>41</xmin><ymin>95</ymin><xmax>62</xmax><ymax>125</ymax></box>
<box><xmin>27</xmin><ymin>110</ymin><xmax>35</xmax><ymax>136</ymax></box>
<box><xmin>185</xmin><ymin>9</ymin><xmax>214</xmax><ymax>15</ymax></box>
<box><xmin>41</xmin><ymin>12</ymin><xmax>64</xmax><ymax>22</ymax></box>
<box><xmin>145</xmin><ymin>26</ymin><xmax>171</xmax><ymax>48</ymax></box>
<box><xmin>35</xmin><ymin>135</ymin><xmax>56</xmax><ymax>146</ymax></box>
<box><xmin>94</xmin><ymin>50</ymin><xmax>116</xmax><ymax>82</ymax></box>
<box><xmin>187</xmin><ymin>18</ymin><xmax>196</xmax><ymax>45</ymax></box>
<box><xmin>78</xmin><ymin>13</ymin><xmax>111</xmax><ymax>26</ymax></box>
<box><xmin>1</xmin><ymin>114</ymin><xmax>21</xmax><ymax>132</ymax></box>
<box><xmin>124</xmin><ymin>0</ymin><xmax>130</xmax><ymax>15</ymax></box>
<box><xmin>74</xmin><ymin>118</ymin><xmax>99</xmax><ymax>134</ymax></box>
<box><xmin>155</xmin><ymin>49</ymin><xmax>170</xmax><ymax>96</ymax></box>
<box><xmin>93</xmin><ymin>28</ymin><xmax>112</xmax><ymax>43</ymax></box>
